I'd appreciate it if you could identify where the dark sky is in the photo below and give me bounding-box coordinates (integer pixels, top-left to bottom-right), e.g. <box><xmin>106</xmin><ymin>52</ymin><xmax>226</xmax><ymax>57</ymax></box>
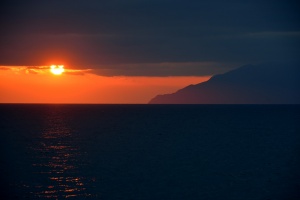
<box><xmin>1</xmin><ymin>0</ymin><xmax>299</xmax><ymax>76</ymax></box>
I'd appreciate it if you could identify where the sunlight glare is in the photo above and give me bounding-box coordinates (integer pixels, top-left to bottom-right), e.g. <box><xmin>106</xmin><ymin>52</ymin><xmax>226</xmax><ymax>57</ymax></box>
<box><xmin>50</xmin><ymin>65</ymin><xmax>64</xmax><ymax>75</ymax></box>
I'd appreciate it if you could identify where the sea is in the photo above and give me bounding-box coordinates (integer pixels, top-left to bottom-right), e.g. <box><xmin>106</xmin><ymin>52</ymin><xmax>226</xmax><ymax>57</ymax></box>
<box><xmin>0</xmin><ymin>104</ymin><xmax>299</xmax><ymax>200</ymax></box>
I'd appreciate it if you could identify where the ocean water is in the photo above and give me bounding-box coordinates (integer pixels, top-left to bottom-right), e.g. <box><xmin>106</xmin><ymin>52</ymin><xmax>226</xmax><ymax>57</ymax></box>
<box><xmin>0</xmin><ymin>104</ymin><xmax>299</xmax><ymax>200</ymax></box>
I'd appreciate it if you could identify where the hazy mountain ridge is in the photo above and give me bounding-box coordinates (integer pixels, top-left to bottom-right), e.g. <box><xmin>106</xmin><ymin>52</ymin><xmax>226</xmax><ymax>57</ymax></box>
<box><xmin>149</xmin><ymin>62</ymin><xmax>300</xmax><ymax>104</ymax></box>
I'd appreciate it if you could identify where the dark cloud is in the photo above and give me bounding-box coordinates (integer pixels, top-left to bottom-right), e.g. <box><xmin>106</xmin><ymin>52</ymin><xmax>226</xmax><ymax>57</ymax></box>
<box><xmin>1</xmin><ymin>0</ymin><xmax>299</xmax><ymax>76</ymax></box>
<box><xmin>0</xmin><ymin>66</ymin><xmax>11</xmax><ymax>70</ymax></box>
<box><xmin>90</xmin><ymin>62</ymin><xmax>232</xmax><ymax>76</ymax></box>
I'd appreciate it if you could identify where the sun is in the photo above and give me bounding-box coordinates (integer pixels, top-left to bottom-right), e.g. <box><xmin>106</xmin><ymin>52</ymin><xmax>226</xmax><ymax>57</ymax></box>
<box><xmin>50</xmin><ymin>65</ymin><xmax>64</xmax><ymax>75</ymax></box>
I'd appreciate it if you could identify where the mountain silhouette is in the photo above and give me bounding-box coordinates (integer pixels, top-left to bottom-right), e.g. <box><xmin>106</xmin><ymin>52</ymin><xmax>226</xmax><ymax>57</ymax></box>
<box><xmin>149</xmin><ymin>62</ymin><xmax>300</xmax><ymax>104</ymax></box>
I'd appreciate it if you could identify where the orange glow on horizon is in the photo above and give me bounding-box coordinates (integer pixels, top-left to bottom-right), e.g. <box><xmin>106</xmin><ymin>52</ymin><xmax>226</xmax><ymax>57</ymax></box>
<box><xmin>50</xmin><ymin>65</ymin><xmax>65</xmax><ymax>75</ymax></box>
<box><xmin>0</xmin><ymin>66</ymin><xmax>211</xmax><ymax>103</ymax></box>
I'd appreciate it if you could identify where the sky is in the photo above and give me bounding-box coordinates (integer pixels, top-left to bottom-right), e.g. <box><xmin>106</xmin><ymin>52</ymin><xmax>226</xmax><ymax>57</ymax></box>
<box><xmin>0</xmin><ymin>0</ymin><xmax>299</xmax><ymax>103</ymax></box>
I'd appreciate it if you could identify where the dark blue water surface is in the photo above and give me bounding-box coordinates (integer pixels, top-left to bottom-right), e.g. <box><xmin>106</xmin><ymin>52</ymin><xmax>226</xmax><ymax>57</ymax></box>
<box><xmin>0</xmin><ymin>104</ymin><xmax>299</xmax><ymax>199</ymax></box>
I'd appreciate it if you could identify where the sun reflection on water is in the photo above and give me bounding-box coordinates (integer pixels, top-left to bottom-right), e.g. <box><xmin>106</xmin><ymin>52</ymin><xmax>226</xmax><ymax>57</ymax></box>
<box><xmin>29</xmin><ymin>108</ymin><xmax>96</xmax><ymax>199</ymax></box>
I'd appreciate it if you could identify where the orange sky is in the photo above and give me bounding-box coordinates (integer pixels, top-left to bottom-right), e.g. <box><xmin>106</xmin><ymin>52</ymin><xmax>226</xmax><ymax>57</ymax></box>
<box><xmin>0</xmin><ymin>66</ymin><xmax>210</xmax><ymax>104</ymax></box>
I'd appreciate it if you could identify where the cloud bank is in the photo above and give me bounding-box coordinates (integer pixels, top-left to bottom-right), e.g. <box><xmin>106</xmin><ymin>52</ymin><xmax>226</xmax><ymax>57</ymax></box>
<box><xmin>1</xmin><ymin>0</ymin><xmax>299</xmax><ymax>76</ymax></box>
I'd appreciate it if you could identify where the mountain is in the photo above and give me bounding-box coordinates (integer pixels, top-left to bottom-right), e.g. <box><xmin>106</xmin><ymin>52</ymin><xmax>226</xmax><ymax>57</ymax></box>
<box><xmin>149</xmin><ymin>62</ymin><xmax>300</xmax><ymax>104</ymax></box>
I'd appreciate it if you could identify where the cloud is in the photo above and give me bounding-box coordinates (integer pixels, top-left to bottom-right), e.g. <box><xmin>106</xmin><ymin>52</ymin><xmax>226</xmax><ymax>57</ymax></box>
<box><xmin>64</xmin><ymin>69</ymin><xmax>92</xmax><ymax>76</ymax></box>
<box><xmin>1</xmin><ymin>62</ymin><xmax>233</xmax><ymax>77</ymax></box>
<box><xmin>1</xmin><ymin>0</ymin><xmax>299</xmax><ymax>75</ymax></box>
<box><xmin>0</xmin><ymin>66</ymin><xmax>11</xmax><ymax>70</ymax></box>
<box><xmin>1</xmin><ymin>66</ymin><xmax>48</xmax><ymax>74</ymax></box>
<box><xmin>0</xmin><ymin>66</ymin><xmax>93</xmax><ymax>76</ymax></box>
<box><xmin>89</xmin><ymin>62</ymin><xmax>233</xmax><ymax>76</ymax></box>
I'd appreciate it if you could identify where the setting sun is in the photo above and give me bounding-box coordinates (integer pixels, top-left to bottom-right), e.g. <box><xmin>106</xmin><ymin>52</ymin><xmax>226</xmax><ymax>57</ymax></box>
<box><xmin>50</xmin><ymin>65</ymin><xmax>64</xmax><ymax>75</ymax></box>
